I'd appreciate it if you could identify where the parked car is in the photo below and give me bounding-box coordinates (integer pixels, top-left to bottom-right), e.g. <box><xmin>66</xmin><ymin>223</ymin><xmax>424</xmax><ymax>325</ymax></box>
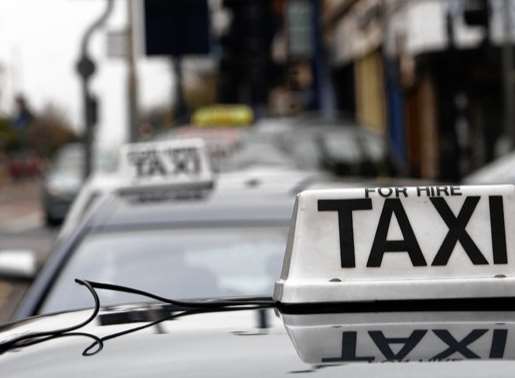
<box><xmin>41</xmin><ymin>144</ymin><xmax>84</xmax><ymax>225</ymax></box>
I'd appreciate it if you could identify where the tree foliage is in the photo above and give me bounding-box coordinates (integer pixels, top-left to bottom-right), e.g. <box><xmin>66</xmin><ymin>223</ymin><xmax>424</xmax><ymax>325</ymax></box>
<box><xmin>0</xmin><ymin>117</ymin><xmax>18</xmax><ymax>151</ymax></box>
<box><xmin>26</xmin><ymin>105</ymin><xmax>78</xmax><ymax>158</ymax></box>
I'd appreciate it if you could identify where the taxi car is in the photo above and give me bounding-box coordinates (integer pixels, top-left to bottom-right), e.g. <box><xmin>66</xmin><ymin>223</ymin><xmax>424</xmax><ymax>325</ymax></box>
<box><xmin>15</xmin><ymin>190</ymin><xmax>294</xmax><ymax>319</ymax></box>
<box><xmin>191</xmin><ymin>104</ymin><xmax>254</xmax><ymax>127</ymax></box>
<box><xmin>13</xmin><ymin>138</ymin><xmax>298</xmax><ymax>319</ymax></box>
<box><xmin>1</xmin><ymin>183</ymin><xmax>515</xmax><ymax>377</ymax></box>
<box><xmin>4</xmin><ymin>303</ymin><xmax>515</xmax><ymax>377</ymax></box>
<box><xmin>57</xmin><ymin>161</ymin><xmax>321</xmax><ymax>241</ymax></box>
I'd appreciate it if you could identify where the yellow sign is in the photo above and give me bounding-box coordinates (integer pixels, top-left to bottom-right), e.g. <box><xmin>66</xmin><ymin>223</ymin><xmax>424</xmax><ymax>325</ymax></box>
<box><xmin>192</xmin><ymin>105</ymin><xmax>253</xmax><ymax>127</ymax></box>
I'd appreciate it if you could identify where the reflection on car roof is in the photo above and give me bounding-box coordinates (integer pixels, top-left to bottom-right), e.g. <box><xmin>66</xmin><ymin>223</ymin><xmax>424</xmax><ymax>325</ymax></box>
<box><xmin>3</xmin><ymin>305</ymin><xmax>515</xmax><ymax>377</ymax></box>
<box><xmin>89</xmin><ymin>190</ymin><xmax>295</xmax><ymax>229</ymax></box>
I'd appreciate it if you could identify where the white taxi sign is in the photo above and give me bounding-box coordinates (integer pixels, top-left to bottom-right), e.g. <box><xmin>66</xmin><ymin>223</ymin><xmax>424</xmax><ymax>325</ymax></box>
<box><xmin>274</xmin><ymin>185</ymin><xmax>515</xmax><ymax>304</ymax></box>
<box><xmin>118</xmin><ymin>138</ymin><xmax>213</xmax><ymax>191</ymax></box>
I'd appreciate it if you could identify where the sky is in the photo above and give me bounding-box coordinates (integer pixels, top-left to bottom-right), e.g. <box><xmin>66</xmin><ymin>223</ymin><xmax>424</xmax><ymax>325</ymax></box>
<box><xmin>0</xmin><ymin>0</ymin><xmax>174</xmax><ymax>148</ymax></box>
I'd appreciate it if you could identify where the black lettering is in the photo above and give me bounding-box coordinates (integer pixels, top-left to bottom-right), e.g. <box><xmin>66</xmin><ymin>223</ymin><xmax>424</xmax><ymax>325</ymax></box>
<box><xmin>168</xmin><ymin>148</ymin><xmax>201</xmax><ymax>175</ymax></box>
<box><xmin>450</xmin><ymin>186</ymin><xmax>462</xmax><ymax>196</ymax></box>
<box><xmin>490</xmin><ymin>196</ymin><xmax>507</xmax><ymax>264</ymax></box>
<box><xmin>490</xmin><ymin>329</ymin><xmax>508</xmax><ymax>358</ymax></box>
<box><xmin>437</xmin><ymin>186</ymin><xmax>450</xmax><ymax>196</ymax></box>
<box><xmin>365</xmin><ymin>188</ymin><xmax>376</xmax><ymax>198</ymax></box>
<box><xmin>128</xmin><ymin>151</ymin><xmax>147</xmax><ymax>177</ymax></box>
<box><xmin>147</xmin><ymin>152</ymin><xmax>167</xmax><ymax>176</ymax></box>
<box><xmin>395</xmin><ymin>187</ymin><xmax>408</xmax><ymax>198</ymax></box>
<box><xmin>322</xmin><ymin>332</ymin><xmax>374</xmax><ymax>363</ymax></box>
<box><xmin>430</xmin><ymin>197</ymin><xmax>488</xmax><ymax>266</ymax></box>
<box><xmin>417</xmin><ymin>187</ymin><xmax>430</xmax><ymax>197</ymax></box>
<box><xmin>378</xmin><ymin>187</ymin><xmax>393</xmax><ymax>198</ymax></box>
<box><xmin>318</xmin><ymin>199</ymin><xmax>373</xmax><ymax>268</ymax></box>
<box><xmin>367</xmin><ymin>199</ymin><xmax>427</xmax><ymax>267</ymax></box>
<box><xmin>432</xmin><ymin>329</ymin><xmax>487</xmax><ymax>360</ymax></box>
<box><xmin>128</xmin><ymin>150</ymin><xmax>166</xmax><ymax>177</ymax></box>
<box><xmin>369</xmin><ymin>330</ymin><xmax>427</xmax><ymax>361</ymax></box>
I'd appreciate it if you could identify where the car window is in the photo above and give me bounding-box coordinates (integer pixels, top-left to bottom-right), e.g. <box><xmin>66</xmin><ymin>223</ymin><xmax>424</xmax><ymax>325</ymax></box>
<box><xmin>40</xmin><ymin>226</ymin><xmax>288</xmax><ymax>314</ymax></box>
<box><xmin>53</xmin><ymin>146</ymin><xmax>84</xmax><ymax>173</ymax></box>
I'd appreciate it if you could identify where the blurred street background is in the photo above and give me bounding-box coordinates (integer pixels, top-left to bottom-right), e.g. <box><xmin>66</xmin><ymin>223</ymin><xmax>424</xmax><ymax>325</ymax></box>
<box><xmin>0</xmin><ymin>0</ymin><xmax>515</xmax><ymax>320</ymax></box>
<box><xmin>0</xmin><ymin>178</ymin><xmax>56</xmax><ymax>320</ymax></box>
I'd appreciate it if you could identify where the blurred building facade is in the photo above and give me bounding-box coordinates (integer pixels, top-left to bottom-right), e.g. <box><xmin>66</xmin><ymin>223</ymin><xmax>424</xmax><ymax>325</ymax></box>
<box><xmin>182</xmin><ymin>0</ymin><xmax>515</xmax><ymax>181</ymax></box>
<box><xmin>217</xmin><ymin>0</ymin><xmax>284</xmax><ymax>113</ymax></box>
<box><xmin>324</xmin><ymin>0</ymin><xmax>515</xmax><ymax>180</ymax></box>
<box><xmin>216</xmin><ymin>0</ymin><xmax>328</xmax><ymax>115</ymax></box>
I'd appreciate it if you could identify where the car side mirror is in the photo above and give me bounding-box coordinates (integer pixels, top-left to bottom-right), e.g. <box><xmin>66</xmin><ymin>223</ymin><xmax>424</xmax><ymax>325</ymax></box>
<box><xmin>0</xmin><ymin>249</ymin><xmax>37</xmax><ymax>281</ymax></box>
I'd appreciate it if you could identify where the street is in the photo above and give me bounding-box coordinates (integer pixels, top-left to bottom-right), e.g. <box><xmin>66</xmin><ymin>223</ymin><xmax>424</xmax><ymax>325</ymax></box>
<box><xmin>0</xmin><ymin>179</ymin><xmax>57</xmax><ymax>322</ymax></box>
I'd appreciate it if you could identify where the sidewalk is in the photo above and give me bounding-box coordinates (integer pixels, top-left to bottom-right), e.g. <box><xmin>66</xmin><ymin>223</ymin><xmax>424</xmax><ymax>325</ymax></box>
<box><xmin>0</xmin><ymin>179</ymin><xmax>42</xmax><ymax>233</ymax></box>
<box><xmin>0</xmin><ymin>178</ymin><xmax>41</xmax><ymax>205</ymax></box>
<box><xmin>0</xmin><ymin>178</ymin><xmax>52</xmax><ymax>322</ymax></box>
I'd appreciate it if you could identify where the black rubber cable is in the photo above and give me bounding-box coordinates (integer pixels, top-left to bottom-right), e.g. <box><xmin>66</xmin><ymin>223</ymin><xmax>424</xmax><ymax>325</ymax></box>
<box><xmin>0</xmin><ymin>278</ymin><xmax>275</xmax><ymax>356</ymax></box>
<box><xmin>0</xmin><ymin>280</ymin><xmax>100</xmax><ymax>353</ymax></box>
<box><xmin>83</xmin><ymin>279</ymin><xmax>275</xmax><ymax>307</ymax></box>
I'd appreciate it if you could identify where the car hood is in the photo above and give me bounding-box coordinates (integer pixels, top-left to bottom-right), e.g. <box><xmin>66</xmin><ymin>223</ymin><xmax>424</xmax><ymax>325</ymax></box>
<box><xmin>2</xmin><ymin>305</ymin><xmax>515</xmax><ymax>377</ymax></box>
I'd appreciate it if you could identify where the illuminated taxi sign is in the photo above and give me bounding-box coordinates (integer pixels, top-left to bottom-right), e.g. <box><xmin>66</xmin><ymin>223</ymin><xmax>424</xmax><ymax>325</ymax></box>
<box><xmin>192</xmin><ymin>104</ymin><xmax>253</xmax><ymax>127</ymax></box>
<box><xmin>282</xmin><ymin>312</ymin><xmax>515</xmax><ymax>364</ymax></box>
<box><xmin>274</xmin><ymin>185</ymin><xmax>515</xmax><ymax>304</ymax></box>
<box><xmin>119</xmin><ymin>139</ymin><xmax>213</xmax><ymax>191</ymax></box>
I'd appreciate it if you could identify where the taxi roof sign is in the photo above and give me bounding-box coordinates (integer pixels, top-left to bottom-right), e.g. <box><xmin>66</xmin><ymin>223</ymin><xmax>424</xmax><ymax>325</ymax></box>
<box><xmin>118</xmin><ymin>138</ymin><xmax>213</xmax><ymax>193</ymax></box>
<box><xmin>192</xmin><ymin>104</ymin><xmax>253</xmax><ymax>127</ymax></box>
<box><xmin>274</xmin><ymin>185</ymin><xmax>515</xmax><ymax>304</ymax></box>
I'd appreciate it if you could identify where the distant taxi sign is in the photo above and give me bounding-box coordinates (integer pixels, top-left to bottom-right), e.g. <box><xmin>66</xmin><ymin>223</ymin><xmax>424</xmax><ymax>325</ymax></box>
<box><xmin>118</xmin><ymin>138</ymin><xmax>213</xmax><ymax>192</ymax></box>
<box><xmin>274</xmin><ymin>185</ymin><xmax>515</xmax><ymax>304</ymax></box>
<box><xmin>192</xmin><ymin>104</ymin><xmax>253</xmax><ymax>127</ymax></box>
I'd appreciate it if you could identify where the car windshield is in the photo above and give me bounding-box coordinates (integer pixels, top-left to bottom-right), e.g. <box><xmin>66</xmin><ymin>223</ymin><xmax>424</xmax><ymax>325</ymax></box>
<box><xmin>40</xmin><ymin>226</ymin><xmax>288</xmax><ymax>314</ymax></box>
<box><xmin>53</xmin><ymin>146</ymin><xmax>84</xmax><ymax>173</ymax></box>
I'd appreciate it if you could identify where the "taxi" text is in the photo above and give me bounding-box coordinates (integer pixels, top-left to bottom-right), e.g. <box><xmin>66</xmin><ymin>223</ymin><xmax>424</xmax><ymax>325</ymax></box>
<box><xmin>318</xmin><ymin>196</ymin><xmax>507</xmax><ymax>268</ymax></box>
<box><xmin>128</xmin><ymin>147</ymin><xmax>201</xmax><ymax>178</ymax></box>
<box><xmin>322</xmin><ymin>329</ymin><xmax>507</xmax><ymax>362</ymax></box>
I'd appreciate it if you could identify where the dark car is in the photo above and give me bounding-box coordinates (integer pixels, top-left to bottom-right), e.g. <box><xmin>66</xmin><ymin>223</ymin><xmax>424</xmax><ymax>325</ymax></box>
<box><xmin>226</xmin><ymin>117</ymin><xmax>400</xmax><ymax>176</ymax></box>
<box><xmin>157</xmin><ymin>117</ymin><xmax>399</xmax><ymax>177</ymax></box>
